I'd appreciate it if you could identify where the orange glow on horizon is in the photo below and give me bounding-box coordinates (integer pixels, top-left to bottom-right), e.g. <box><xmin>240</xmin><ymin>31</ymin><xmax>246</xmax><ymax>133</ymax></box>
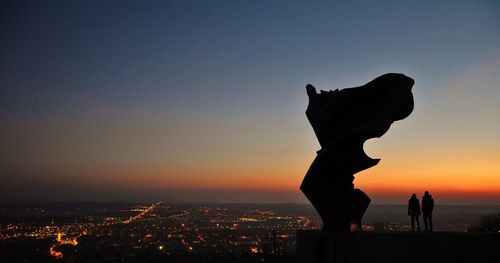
<box><xmin>28</xmin><ymin>142</ymin><xmax>499</xmax><ymax>202</ymax></box>
<box><xmin>33</xmin><ymin>167</ymin><xmax>500</xmax><ymax>197</ymax></box>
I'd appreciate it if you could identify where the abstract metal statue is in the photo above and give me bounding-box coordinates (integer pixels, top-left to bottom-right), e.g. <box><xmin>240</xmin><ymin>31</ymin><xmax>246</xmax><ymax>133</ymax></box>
<box><xmin>300</xmin><ymin>73</ymin><xmax>414</xmax><ymax>233</ymax></box>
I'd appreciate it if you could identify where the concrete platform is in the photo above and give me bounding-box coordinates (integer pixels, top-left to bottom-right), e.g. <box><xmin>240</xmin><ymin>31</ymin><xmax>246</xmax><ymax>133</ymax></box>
<box><xmin>296</xmin><ymin>230</ymin><xmax>500</xmax><ymax>263</ymax></box>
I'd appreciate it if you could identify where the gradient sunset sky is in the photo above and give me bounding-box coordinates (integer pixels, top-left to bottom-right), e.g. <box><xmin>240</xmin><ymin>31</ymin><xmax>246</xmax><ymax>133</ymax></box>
<box><xmin>1</xmin><ymin>1</ymin><xmax>499</xmax><ymax>204</ymax></box>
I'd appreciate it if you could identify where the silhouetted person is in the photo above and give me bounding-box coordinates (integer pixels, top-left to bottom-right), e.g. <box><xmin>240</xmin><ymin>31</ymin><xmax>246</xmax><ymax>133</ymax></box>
<box><xmin>422</xmin><ymin>191</ymin><xmax>434</xmax><ymax>231</ymax></box>
<box><xmin>408</xmin><ymin>194</ymin><xmax>420</xmax><ymax>232</ymax></box>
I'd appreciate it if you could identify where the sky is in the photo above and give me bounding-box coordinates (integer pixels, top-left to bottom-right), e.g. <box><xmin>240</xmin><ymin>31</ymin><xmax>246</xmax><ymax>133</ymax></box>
<box><xmin>0</xmin><ymin>0</ymin><xmax>499</xmax><ymax>204</ymax></box>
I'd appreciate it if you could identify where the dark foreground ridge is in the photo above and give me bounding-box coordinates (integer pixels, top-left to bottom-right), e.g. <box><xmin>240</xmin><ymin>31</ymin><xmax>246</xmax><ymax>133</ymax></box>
<box><xmin>296</xmin><ymin>230</ymin><xmax>500</xmax><ymax>263</ymax></box>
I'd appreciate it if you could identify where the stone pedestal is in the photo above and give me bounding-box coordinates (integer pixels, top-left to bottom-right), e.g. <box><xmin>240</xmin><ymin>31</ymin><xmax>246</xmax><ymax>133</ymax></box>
<box><xmin>296</xmin><ymin>230</ymin><xmax>500</xmax><ymax>263</ymax></box>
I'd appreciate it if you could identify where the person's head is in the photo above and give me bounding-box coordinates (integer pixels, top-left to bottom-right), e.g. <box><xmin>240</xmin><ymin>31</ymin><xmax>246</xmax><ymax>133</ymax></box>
<box><xmin>411</xmin><ymin>193</ymin><xmax>416</xmax><ymax>199</ymax></box>
<box><xmin>425</xmin><ymin>191</ymin><xmax>429</xmax><ymax>196</ymax></box>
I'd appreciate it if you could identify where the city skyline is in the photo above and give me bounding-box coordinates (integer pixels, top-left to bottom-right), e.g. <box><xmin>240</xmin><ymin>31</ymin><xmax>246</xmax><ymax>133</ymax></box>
<box><xmin>1</xmin><ymin>1</ymin><xmax>499</xmax><ymax>204</ymax></box>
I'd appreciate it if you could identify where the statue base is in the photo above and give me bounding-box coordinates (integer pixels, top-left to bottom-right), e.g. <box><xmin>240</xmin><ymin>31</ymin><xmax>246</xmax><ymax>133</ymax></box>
<box><xmin>296</xmin><ymin>229</ymin><xmax>500</xmax><ymax>263</ymax></box>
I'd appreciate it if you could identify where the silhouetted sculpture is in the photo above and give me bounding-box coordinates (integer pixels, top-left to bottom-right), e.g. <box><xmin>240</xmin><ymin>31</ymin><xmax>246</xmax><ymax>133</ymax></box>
<box><xmin>300</xmin><ymin>73</ymin><xmax>414</xmax><ymax>233</ymax></box>
<box><xmin>408</xmin><ymin>193</ymin><xmax>421</xmax><ymax>232</ymax></box>
<box><xmin>422</xmin><ymin>191</ymin><xmax>434</xmax><ymax>231</ymax></box>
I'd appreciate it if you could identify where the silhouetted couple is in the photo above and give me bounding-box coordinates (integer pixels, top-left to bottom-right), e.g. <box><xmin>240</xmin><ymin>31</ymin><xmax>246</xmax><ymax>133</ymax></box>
<box><xmin>408</xmin><ymin>191</ymin><xmax>434</xmax><ymax>232</ymax></box>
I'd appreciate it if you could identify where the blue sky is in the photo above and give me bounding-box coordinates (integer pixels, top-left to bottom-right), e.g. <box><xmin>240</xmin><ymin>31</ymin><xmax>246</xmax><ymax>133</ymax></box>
<box><xmin>1</xmin><ymin>1</ymin><xmax>499</xmax><ymax>203</ymax></box>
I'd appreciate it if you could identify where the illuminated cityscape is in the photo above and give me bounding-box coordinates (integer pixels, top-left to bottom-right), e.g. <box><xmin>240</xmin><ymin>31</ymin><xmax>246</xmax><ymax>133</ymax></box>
<box><xmin>1</xmin><ymin>202</ymin><xmax>321</xmax><ymax>262</ymax></box>
<box><xmin>1</xmin><ymin>202</ymin><xmax>497</xmax><ymax>262</ymax></box>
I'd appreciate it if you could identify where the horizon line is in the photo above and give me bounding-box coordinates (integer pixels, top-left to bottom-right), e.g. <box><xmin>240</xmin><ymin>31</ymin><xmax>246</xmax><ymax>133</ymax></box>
<box><xmin>2</xmin><ymin>200</ymin><xmax>500</xmax><ymax>206</ymax></box>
